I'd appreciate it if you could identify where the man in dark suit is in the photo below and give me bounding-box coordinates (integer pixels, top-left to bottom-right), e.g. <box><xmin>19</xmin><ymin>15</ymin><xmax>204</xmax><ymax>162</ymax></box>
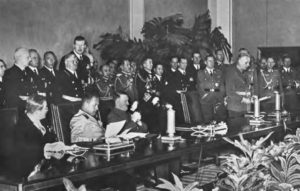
<box><xmin>3</xmin><ymin>47</ymin><xmax>31</xmax><ymax>109</ymax></box>
<box><xmin>280</xmin><ymin>55</ymin><xmax>300</xmax><ymax>111</ymax></box>
<box><xmin>59</xmin><ymin>36</ymin><xmax>90</xmax><ymax>84</ymax></box>
<box><xmin>40</xmin><ymin>51</ymin><xmax>58</xmax><ymax>104</ymax></box>
<box><xmin>0</xmin><ymin>59</ymin><xmax>6</xmax><ymax>108</ymax></box>
<box><xmin>197</xmin><ymin>55</ymin><xmax>226</xmax><ymax>123</ymax></box>
<box><xmin>164</xmin><ymin>56</ymin><xmax>180</xmax><ymax>113</ymax></box>
<box><xmin>26</xmin><ymin>49</ymin><xmax>46</xmax><ymax>96</ymax></box>
<box><xmin>225</xmin><ymin>53</ymin><xmax>252</xmax><ymax>117</ymax></box>
<box><xmin>55</xmin><ymin>52</ymin><xmax>83</xmax><ymax>103</ymax></box>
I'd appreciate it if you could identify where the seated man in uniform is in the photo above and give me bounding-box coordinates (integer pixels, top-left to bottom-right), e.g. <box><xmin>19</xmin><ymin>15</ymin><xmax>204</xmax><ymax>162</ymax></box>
<box><xmin>70</xmin><ymin>88</ymin><xmax>105</xmax><ymax>143</ymax></box>
<box><xmin>69</xmin><ymin>89</ymin><xmax>137</xmax><ymax>191</ymax></box>
<box><xmin>107</xmin><ymin>91</ymin><xmax>148</xmax><ymax>133</ymax></box>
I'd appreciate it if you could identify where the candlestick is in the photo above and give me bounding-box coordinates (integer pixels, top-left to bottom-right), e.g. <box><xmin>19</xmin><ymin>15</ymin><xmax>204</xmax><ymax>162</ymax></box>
<box><xmin>275</xmin><ymin>91</ymin><xmax>280</xmax><ymax>111</ymax></box>
<box><xmin>253</xmin><ymin>96</ymin><xmax>260</xmax><ymax>118</ymax></box>
<box><xmin>167</xmin><ymin>105</ymin><xmax>175</xmax><ymax>137</ymax></box>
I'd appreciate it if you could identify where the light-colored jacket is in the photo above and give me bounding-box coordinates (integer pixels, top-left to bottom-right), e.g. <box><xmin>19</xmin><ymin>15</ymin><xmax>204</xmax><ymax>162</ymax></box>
<box><xmin>70</xmin><ymin>110</ymin><xmax>105</xmax><ymax>143</ymax></box>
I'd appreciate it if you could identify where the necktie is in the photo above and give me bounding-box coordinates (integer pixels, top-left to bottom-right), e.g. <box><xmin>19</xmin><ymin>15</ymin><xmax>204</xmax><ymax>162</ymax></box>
<box><xmin>51</xmin><ymin>69</ymin><xmax>55</xmax><ymax>77</ymax></box>
<box><xmin>34</xmin><ymin>69</ymin><xmax>38</xmax><ymax>76</ymax></box>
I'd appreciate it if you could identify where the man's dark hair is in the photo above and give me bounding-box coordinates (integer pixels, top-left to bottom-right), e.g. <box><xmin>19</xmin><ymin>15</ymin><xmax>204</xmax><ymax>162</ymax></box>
<box><xmin>82</xmin><ymin>87</ymin><xmax>99</xmax><ymax>103</ymax></box>
<box><xmin>113</xmin><ymin>91</ymin><xmax>128</xmax><ymax>101</ymax></box>
<box><xmin>73</xmin><ymin>35</ymin><xmax>86</xmax><ymax>44</ymax></box>
<box><xmin>282</xmin><ymin>54</ymin><xmax>291</xmax><ymax>61</ymax></box>
<box><xmin>154</xmin><ymin>63</ymin><xmax>163</xmax><ymax>69</ymax></box>
<box><xmin>204</xmin><ymin>54</ymin><xmax>214</xmax><ymax>61</ymax></box>
<box><xmin>179</xmin><ymin>57</ymin><xmax>188</xmax><ymax>62</ymax></box>
<box><xmin>43</xmin><ymin>51</ymin><xmax>58</xmax><ymax>66</ymax></box>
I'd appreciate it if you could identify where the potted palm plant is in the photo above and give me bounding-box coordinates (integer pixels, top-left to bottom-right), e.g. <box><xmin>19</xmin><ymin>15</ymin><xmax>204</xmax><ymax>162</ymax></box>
<box><xmin>93</xmin><ymin>11</ymin><xmax>232</xmax><ymax>66</ymax></box>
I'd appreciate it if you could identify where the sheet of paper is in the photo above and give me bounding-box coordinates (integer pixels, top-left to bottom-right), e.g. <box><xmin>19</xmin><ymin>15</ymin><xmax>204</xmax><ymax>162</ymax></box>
<box><xmin>118</xmin><ymin>132</ymin><xmax>147</xmax><ymax>139</ymax></box>
<box><xmin>105</xmin><ymin>120</ymin><xmax>126</xmax><ymax>138</ymax></box>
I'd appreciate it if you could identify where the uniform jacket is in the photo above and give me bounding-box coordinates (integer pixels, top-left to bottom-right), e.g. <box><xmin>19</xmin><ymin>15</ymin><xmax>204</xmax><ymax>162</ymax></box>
<box><xmin>225</xmin><ymin>65</ymin><xmax>250</xmax><ymax>112</ymax></box>
<box><xmin>0</xmin><ymin>80</ymin><xmax>4</xmax><ymax>108</ymax></box>
<box><xmin>197</xmin><ymin>68</ymin><xmax>225</xmax><ymax>104</ymax></box>
<box><xmin>54</xmin><ymin>69</ymin><xmax>83</xmax><ymax>102</ymax></box>
<box><xmin>107</xmin><ymin>108</ymin><xmax>148</xmax><ymax>133</ymax></box>
<box><xmin>136</xmin><ymin>69</ymin><xmax>156</xmax><ymax>103</ymax></box>
<box><xmin>258</xmin><ymin>69</ymin><xmax>282</xmax><ymax>97</ymax></box>
<box><xmin>3</xmin><ymin>65</ymin><xmax>30</xmax><ymax>108</ymax></box>
<box><xmin>280</xmin><ymin>67</ymin><xmax>299</xmax><ymax>89</ymax></box>
<box><xmin>96</xmin><ymin>75</ymin><xmax>114</xmax><ymax>101</ymax></box>
<box><xmin>70</xmin><ymin>109</ymin><xmax>105</xmax><ymax>143</ymax></box>
<box><xmin>40</xmin><ymin>67</ymin><xmax>57</xmax><ymax>103</ymax></box>
<box><xmin>59</xmin><ymin>51</ymin><xmax>90</xmax><ymax>83</ymax></box>
<box><xmin>187</xmin><ymin>64</ymin><xmax>201</xmax><ymax>90</ymax></box>
<box><xmin>25</xmin><ymin>67</ymin><xmax>46</xmax><ymax>95</ymax></box>
<box><xmin>114</xmin><ymin>71</ymin><xmax>137</xmax><ymax>102</ymax></box>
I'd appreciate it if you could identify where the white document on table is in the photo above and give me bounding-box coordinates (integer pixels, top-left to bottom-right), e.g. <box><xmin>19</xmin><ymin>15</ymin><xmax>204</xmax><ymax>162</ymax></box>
<box><xmin>105</xmin><ymin>120</ymin><xmax>126</xmax><ymax>138</ymax></box>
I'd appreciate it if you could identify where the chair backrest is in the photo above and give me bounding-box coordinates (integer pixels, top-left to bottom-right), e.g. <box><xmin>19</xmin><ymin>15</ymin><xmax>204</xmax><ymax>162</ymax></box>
<box><xmin>0</xmin><ymin>107</ymin><xmax>18</xmax><ymax>157</ymax></box>
<box><xmin>51</xmin><ymin>102</ymin><xmax>81</xmax><ymax>145</ymax></box>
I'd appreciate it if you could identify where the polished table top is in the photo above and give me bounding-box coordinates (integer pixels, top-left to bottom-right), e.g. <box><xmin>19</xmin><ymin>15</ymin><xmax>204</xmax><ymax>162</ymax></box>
<box><xmin>1</xmin><ymin>113</ymin><xmax>299</xmax><ymax>189</ymax></box>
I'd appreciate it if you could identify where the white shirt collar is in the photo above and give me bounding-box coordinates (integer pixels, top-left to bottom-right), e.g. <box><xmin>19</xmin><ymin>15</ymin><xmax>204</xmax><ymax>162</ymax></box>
<box><xmin>171</xmin><ymin>68</ymin><xmax>177</xmax><ymax>72</ymax></box>
<box><xmin>66</xmin><ymin>68</ymin><xmax>76</xmax><ymax>76</ymax></box>
<box><xmin>283</xmin><ymin>67</ymin><xmax>290</xmax><ymax>72</ymax></box>
<box><xmin>178</xmin><ymin>68</ymin><xmax>186</xmax><ymax>74</ymax></box>
<box><xmin>73</xmin><ymin>51</ymin><xmax>82</xmax><ymax>59</ymax></box>
<box><xmin>155</xmin><ymin>74</ymin><xmax>162</xmax><ymax>81</ymax></box>
<box><xmin>194</xmin><ymin>64</ymin><xmax>200</xmax><ymax>69</ymax></box>
<box><xmin>29</xmin><ymin>66</ymin><xmax>38</xmax><ymax>73</ymax></box>
<box><xmin>206</xmin><ymin>68</ymin><xmax>214</xmax><ymax>73</ymax></box>
<box><xmin>44</xmin><ymin>65</ymin><xmax>54</xmax><ymax>72</ymax></box>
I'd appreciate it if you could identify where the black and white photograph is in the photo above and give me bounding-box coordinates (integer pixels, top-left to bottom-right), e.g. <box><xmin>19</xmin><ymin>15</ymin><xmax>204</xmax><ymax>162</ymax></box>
<box><xmin>0</xmin><ymin>0</ymin><xmax>300</xmax><ymax>190</ymax></box>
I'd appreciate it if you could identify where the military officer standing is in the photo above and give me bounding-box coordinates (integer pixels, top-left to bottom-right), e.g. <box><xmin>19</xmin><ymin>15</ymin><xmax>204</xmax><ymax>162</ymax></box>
<box><xmin>257</xmin><ymin>57</ymin><xmax>282</xmax><ymax>112</ymax></box>
<box><xmin>225</xmin><ymin>53</ymin><xmax>252</xmax><ymax>117</ymax></box>
<box><xmin>26</xmin><ymin>49</ymin><xmax>46</xmax><ymax>96</ymax></box>
<box><xmin>95</xmin><ymin>64</ymin><xmax>115</xmax><ymax>126</ymax></box>
<box><xmin>55</xmin><ymin>53</ymin><xmax>83</xmax><ymax>103</ymax></box>
<box><xmin>40</xmin><ymin>51</ymin><xmax>58</xmax><ymax>104</ymax></box>
<box><xmin>3</xmin><ymin>47</ymin><xmax>31</xmax><ymax>109</ymax></box>
<box><xmin>60</xmin><ymin>36</ymin><xmax>90</xmax><ymax>84</ymax></box>
<box><xmin>0</xmin><ymin>59</ymin><xmax>6</xmax><ymax>108</ymax></box>
<box><xmin>280</xmin><ymin>55</ymin><xmax>300</xmax><ymax>111</ymax></box>
<box><xmin>114</xmin><ymin>59</ymin><xmax>138</xmax><ymax>102</ymax></box>
<box><xmin>136</xmin><ymin>58</ymin><xmax>160</xmax><ymax>133</ymax></box>
<box><xmin>197</xmin><ymin>55</ymin><xmax>226</xmax><ymax>123</ymax></box>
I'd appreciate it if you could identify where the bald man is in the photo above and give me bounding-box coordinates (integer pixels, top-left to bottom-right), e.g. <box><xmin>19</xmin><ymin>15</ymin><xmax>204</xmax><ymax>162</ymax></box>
<box><xmin>3</xmin><ymin>47</ymin><xmax>31</xmax><ymax>108</ymax></box>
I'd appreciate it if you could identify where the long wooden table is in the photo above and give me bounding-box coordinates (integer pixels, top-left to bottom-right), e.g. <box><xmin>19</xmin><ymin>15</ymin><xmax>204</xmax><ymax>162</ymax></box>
<box><xmin>0</xmin><ymin>114</ymin><xmax>299</xmax><ymax>191</ymax></box>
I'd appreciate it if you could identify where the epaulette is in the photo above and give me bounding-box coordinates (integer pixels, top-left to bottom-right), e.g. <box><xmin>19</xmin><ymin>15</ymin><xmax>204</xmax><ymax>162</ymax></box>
<box><xmin>74</xmin><ymin>112</ymin><xmax>89</xmax><ymax>119</ymax></box>
<box><xmin>116</xmin><ymin>73</ymin><xmax>122</xmax><ymax>77</ymax></box>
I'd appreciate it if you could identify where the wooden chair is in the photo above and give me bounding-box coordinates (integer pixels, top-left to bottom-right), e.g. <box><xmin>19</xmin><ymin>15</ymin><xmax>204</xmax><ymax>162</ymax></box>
<box><xmin>50</xmin><ymin>102</ymin><xmax>81</xmax><ymax>145</ymax></box>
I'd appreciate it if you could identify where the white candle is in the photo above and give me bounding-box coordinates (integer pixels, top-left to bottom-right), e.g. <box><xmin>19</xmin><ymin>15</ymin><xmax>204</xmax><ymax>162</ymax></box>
<box><xmin>275</xmin><ymin>91</ymin><xmax>280</xmax><ymax>111</ymax></box>
<box><xmin>167</xmin><ymin>106</ymin><xmax>176</xmax><ymax>137</ymax></box>
<box><xmin>253</xmin><ymin>96</ymin><xmax>260</xmax><ymax>118</ymax></box>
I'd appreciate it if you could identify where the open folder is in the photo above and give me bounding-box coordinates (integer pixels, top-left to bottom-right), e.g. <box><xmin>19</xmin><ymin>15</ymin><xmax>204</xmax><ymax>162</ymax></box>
<box><xmin>105</xmin><ymin>120</ymin><xmax>126</xmax><ymax>138</ymax></box>
<box><xmin>105</xmin><ymin>120</ymin><xmax>147</xmax><ymax>141</ymax></box>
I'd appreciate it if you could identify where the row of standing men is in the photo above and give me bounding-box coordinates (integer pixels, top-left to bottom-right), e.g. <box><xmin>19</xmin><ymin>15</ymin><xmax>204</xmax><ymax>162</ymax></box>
<box><xmin>1</xmin><ymin>37</ymin><xmax>300</xmax><ymax>134</ymax></box>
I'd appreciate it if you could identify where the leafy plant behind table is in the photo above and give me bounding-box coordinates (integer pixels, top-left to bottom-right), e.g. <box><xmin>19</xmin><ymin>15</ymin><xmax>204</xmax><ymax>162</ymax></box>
<box><xmin>93</xmin><ymin>11</ymin><xmax>232</xmax><ymax>66</ymax></box>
